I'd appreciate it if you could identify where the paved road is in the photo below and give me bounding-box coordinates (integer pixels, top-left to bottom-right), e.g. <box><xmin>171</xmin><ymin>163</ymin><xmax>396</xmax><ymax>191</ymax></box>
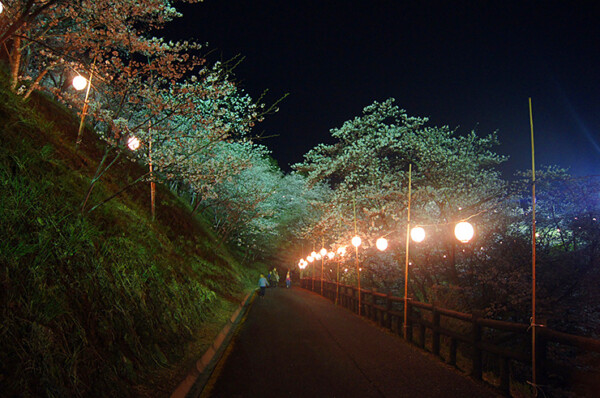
<box><xmin>202</xmin><ymin>286</ymin><xmax>500</xmax><ymax>398</ymax></box>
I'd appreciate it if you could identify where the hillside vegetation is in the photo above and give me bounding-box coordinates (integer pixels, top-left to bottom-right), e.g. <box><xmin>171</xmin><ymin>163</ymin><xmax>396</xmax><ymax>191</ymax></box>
<box><xmin>0</xmin><ymin>76</ymin><xmax>262</xmax><ymax>397</ymax></box>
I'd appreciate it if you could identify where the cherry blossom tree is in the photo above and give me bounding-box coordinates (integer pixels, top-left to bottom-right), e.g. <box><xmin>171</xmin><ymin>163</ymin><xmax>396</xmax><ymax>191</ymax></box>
<box><xmin>295</xmin><ymin>98</ymin><xmax>509</xmax><ymax>306</ymax></box>
<box><xmin>1</xmin><ymin>0</ymin><xmax>202</xmax><ymax>97</ymax></box>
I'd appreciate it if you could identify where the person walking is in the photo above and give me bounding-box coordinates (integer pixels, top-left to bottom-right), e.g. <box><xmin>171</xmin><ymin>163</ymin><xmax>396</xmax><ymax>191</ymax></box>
<box><xmin>272</xmin><ymin>268</ymin><xmax>280</xmax><ymax>288</ymax></box>
<box><xmin>258</xmin><ymin>274</ymin><xmax>268</xmax><ymax>298</ymax></box>
<box><xmin>286</xmin><ymin>271</ymin><xmax>291</xmax><ymax>288</ymax></box>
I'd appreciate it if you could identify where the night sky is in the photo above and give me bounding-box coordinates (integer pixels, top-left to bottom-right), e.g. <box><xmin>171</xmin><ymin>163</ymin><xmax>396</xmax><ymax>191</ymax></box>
<box><xmin>167</xmin><ymin>1</ymin><xmax>600</xmax><ymax>177</ymax></box>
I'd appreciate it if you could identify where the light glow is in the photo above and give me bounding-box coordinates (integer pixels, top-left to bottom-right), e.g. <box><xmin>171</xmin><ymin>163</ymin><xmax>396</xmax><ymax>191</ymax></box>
<box><xmin>411</xmin><ymin>226</ymin><xmax>426</xmax><ymax>242</ymax></box>
<box><xmin>376</xmin><ymin>237</ymin><xmax>388</xmax><ymax>251</ymax></box>
<box><xmin>319</xmin><ymin>248</ymin><xmax>327</xmax><ymax>256</ymax></box>
<box><xmin>73</xmin><ymin>75</ymin><xmax>88</xmax><ymax>91</ymax></box>
<box><xmin>127</xmin><ymin>136</ymin><xmax>140</xmax><ymax>151</ymax></box>
<box><xmin>327</xmin><ymin>251</ymin><xmax>335</xmax><ymax>259</ymax></box>
<box><xmin>307</xmin><ymin>256</ymin><xmax>314</xmax><ymax>263</ymax></box>
<box><xmin>454</xmin><ymin>221</ymin><xmax>474</xmax><ymax>243</ymax></box>
<box><xmin>351</xmin><ymin>236</ymin><xmax>361</xmax><ymax>248</ymax></box>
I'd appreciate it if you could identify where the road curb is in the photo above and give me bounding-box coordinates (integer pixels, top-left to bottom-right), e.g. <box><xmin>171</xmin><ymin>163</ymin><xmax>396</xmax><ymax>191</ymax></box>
<box><xmin>170</xmin><ymin>290</ymin><xmax>255</xmax><ymax>398</ymax></box>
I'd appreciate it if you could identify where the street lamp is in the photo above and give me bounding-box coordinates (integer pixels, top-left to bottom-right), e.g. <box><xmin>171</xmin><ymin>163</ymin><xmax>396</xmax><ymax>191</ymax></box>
<box><xmin>127</xmin><ymin>136</ymin><xmax>140</xmax><ymax>151</ymax></box>
<box><xmin>376</xmin><ymin>237</ymin><xmax>388</xmax><ymax>251</ymax></box>
<box><xmin>320</xmin><ymin>247</ymin><xmax>327</xmax><ymax>294</ymax></box>
<box><xmin>411</xmin><ymin>226</ymin><xmax>426</xmax><ymax>242</ymax></box>
<box><xmin>72</xmin><ymin>75</ymin><xmax>88</xmax><ymax>91</ymax></box>
<box><xmin>298</xmin><ymin>259</ymin><xmax>307</xmax><ymax>279</ymax></box>
<box><xmin>73</xmin><ymin>60</ymin><xmax>96</xmax><ymax>149</ymax></box>
<box><xmin>454</xmin><ymin>221</ymin><xmax>474</xmax><ymax>243</ymax></box>
<box><xmin>309</xmin><ymin>252</ymin><xmax>317</xmax><ymax>290</ymax></box>
<box><xmin>335</xmin><ymin>246</ymin><xmax>346</xmax><ymax>305</ymax></box>
<box><xmin>352</xmin><ymin>235</ymin><xmax>362</xmax><ymax>315</ymax></box>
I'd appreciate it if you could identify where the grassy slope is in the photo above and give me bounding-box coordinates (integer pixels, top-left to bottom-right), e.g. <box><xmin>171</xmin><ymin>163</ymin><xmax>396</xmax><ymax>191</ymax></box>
<box><xmin>0</xmin><ymin>77</ymin><xmax>262</xmax><ymax>397</ymax></box>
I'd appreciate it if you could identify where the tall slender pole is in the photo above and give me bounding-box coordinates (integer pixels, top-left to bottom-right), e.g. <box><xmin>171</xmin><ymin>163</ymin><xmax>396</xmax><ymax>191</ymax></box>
<box><xmin>312</xmin><ymin>243</ymin><xmax>315</xmax><ymax>291</ymax></box>
<box><xmin>75</xmin><ymin>58</ymin><xmax>96</xmax><ymax>150</ymax></box>
<box><xmin>335</xmin><ymin>256</ymin><xmax>340</xmax><ymax>305</ymax></box>
<box><xmin>353</xmin><ymin>196</ymin><xmax>361</xmax><ymax>316</ymax></box>
<box><xmin>529</xmin><ymin>98</ymin><xmax>538</xmax><ymax>392</ymax></box>
<box><xmin>404</xmin><ymin>164</ymin><xmax>412</xmax><ymax>339</ymax></box>
<box><xmin>149</xmin><ymin>137</ymin><xmax>156</xmax><ymax>221</ymax></box>
<box><xmin>321</xmin><ymin>237</ymin><xmax>324</xmax><ymax>295</ymax></box>
<box><xmin>301</xmin><ymin>241</ymin><xmax>304</xmax><ymax>280</ymax></box>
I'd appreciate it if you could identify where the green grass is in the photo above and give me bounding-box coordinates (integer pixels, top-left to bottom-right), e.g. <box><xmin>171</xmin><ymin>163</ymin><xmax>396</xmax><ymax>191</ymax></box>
<box><xmin>0</xmin><ymin>77</ymin><xmax>261</xmax><ymax>396</ymax></box>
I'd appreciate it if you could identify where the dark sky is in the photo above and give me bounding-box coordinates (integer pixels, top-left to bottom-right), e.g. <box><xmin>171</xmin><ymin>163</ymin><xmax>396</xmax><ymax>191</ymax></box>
<box><xmin>167</xmin><ymin>0</ymin><xmax>600</xmax><ymax>177</ymax></box>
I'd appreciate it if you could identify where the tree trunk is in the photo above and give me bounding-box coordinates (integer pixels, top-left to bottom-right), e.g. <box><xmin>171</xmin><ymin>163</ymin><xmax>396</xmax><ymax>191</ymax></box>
<box><xmin>23</xmin><ymin>68</ymin><xmax>48</xmax><ymax>99</ymax></box>
<box><xmin>9</xmin><ymin>35</ymin><xmax>22</xmax><ymax>92</ymax></box>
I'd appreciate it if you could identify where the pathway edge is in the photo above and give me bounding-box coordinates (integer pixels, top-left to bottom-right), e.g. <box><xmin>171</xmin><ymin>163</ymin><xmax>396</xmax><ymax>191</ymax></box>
<box><xmin>170</xmin><ymin>290</ymin><xmax>256</xmax><ymax>398</ymax></box>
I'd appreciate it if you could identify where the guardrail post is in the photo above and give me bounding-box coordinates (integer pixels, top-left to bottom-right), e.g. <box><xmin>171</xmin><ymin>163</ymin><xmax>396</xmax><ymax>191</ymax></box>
<box><xmin>471</xmin><ymin>311</ymin><xmax>483</xmax><ymax>380</ymax></box>
<box><xmin>432</xmin><ymin>306</ymin><xmax>441</xmax><ymax>357</ymax></box>
<box><xmin>449</xmin><ymin>337</ymin><xmax>457</xmax><ymax>366</ymax></box>
<box><xmin>385</xmin><ymin>293</ymin><xmax>392</xmax><ymax>329</ymax></box>
<box><xmin>418</xmin><ymin>314</ymin><xmax>426</xmax><ymax>349</ymax></box>
<box><xmin>499</xmin><ymin>356</ymin><xmax>510</xmax><ymax>395</ymax></box>
<box><xmin>535</xmin><ymin>320</ymin><xmax>548</xmax><ymax>386</ymax></box>
<box><xmin>405</xmin><ymin>299</ymin><xmax>413</xmax><ymax>342</ymax></box>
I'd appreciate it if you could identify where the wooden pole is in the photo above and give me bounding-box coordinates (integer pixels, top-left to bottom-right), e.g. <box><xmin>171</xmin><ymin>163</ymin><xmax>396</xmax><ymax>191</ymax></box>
<box><xmin>335</xmin><ymin>257</ymin><xmax>340</xmax><ymax>305</ymax></box>
<box><xmin>149</xmin><ymin>137</ymin><xmax>155</xmax><ymax>221</ymax></box>
<box><xmin>404</xmin><ymin>164</ymin><xmax>412</xmax><ymax>339</ymax></box>
<box><xmin>312</xmin><ymin>243</ymin><xmax>315</xmax><ymax>291</ymax></box>
<box><xmin>75</xmin><ymin>58</ymin><xmax>96</xmax><ymax>150</ymax></box>
<box><xmin>529</xmin><ymin>97</ymin><xmax>538</xmax><ymax>394</ymax></box>
<box><xmin>353</xmin><ymin>196</ymin><xmax>361</xmax><ymax>316</ymax></box>
<box><xmin>321</xmin><ymin>237</ymin><xmax>324</xmax><ymax>295</ymax></box>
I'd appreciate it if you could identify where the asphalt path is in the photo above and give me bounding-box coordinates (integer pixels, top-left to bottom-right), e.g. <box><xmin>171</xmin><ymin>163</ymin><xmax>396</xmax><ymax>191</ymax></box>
<box><xmin>202</xmin><ymin>286</ymin><xmax>500</xmax><ymax>398</ymax></box>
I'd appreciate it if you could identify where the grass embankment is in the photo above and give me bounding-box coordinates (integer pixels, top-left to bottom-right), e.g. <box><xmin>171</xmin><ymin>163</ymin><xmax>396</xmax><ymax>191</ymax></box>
<box><xmin>0</xmin><ymin>79</ymin><xmax>262</xmax><ymax>397</ymax></box>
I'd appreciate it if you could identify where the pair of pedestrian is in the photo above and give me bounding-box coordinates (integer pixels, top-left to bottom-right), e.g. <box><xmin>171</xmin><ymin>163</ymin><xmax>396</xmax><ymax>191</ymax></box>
<box><xmin>269</xmin><ymin>268</ymin><xmax>280</xmax><ymax>287</ymax></box>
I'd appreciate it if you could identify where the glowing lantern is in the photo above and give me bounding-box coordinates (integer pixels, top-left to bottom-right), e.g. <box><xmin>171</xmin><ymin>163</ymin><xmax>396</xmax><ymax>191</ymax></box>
<box><xmin>351</xmin><ymin>236</ymin><xmax>361</xmax><ymax>248</ymax></box>
<box><xmin>319</xmin><ymin>248</ymin><xmax>327</xmax><ymax>256</ymax></box>
<box><xmin>376</xmin><ymin>237</ymin><xmax>388</xmax><ymax>251</ymax></box>
<box><xmin>454</xmin><ymin>221</ymin><xmax>474</xmax><ymax>243</ymax></box>
<box><xmin>337</xmin><ymin>246</ymin><xmax>346</xmax><ymax>255</ymax></box>
<box><xmin>72</xmin><ymin>75</ymin><xmax>88</xmax><ymax>91</ymax></box>
<box><xmin>411</xmin><ymin>227</ymin><xmax>426</xmax><ymax>242</ymax></box>
<box><xmin>327</xmin><ymin>251</ymin><xmax>335</xmax><ymax>259</ymax></box>
<box><xmin>307</xmin><ymin>256</ymin><xmax>314</xmax><ymax>263</ymax></box>
<box><xmin>127</xmin><ymin>136</ymin><xmax>140</xmax><ymax>151</ymax></box>
<box><xmin>311</xmin><ymin>251</ymin><xmax>317</xmax><ymax>258</ymax></box>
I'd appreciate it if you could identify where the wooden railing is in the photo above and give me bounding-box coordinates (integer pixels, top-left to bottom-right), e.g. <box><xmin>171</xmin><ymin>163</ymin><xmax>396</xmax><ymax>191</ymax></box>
<box><xmin>300</xmin><ymin>278</ymin><xmax>600</xmax><ymax>396</ymax></box>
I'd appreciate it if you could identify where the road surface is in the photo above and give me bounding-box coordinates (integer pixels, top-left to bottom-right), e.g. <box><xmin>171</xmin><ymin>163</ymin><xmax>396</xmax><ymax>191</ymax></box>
<box><xmin>201</xmin><ymin>286</ymin><xmax>500</xmax><ymax>397</ymax></box>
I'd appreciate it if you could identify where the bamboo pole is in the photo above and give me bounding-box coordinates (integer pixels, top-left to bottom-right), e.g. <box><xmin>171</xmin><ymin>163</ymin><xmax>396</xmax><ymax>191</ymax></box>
<box><xmin>312</xmin><ymin>242</ymin><xmax>315</xmax><ymax>291</ymax></box>
<box><xmin>149</xmin><ymin>137</ymin><xmax>155</xmax><ymax>221</ymax></box>
<box><xmin>76</xmin><ymin>57</ymin><xmax>96</xmax><ymax>150</ymax></box>
<box><xmin>353</xmin><ymin>196</ymin><xmax>361</xmax><ymax>316</ymax></box>
<box><xmin>321</xmin><ymin>237</ymin><xmax>324</xmax><ymax>295</ymax></box>
<box><xmin>529</xmin><ymin>97</ymin><xmax>538</xmax><ymax>394</ymax></box>
<box><xmin>404</xmin><ymin>164</ymin><xmax>412</xmax><ymax>339</ymax></box>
